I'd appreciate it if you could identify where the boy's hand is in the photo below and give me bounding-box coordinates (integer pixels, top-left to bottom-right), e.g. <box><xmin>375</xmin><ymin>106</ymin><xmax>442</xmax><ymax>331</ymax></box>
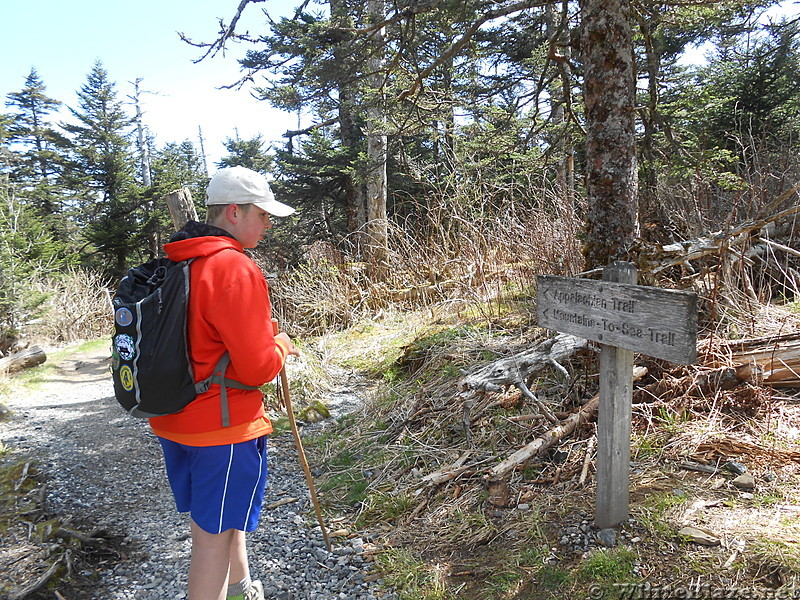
<box><xmin>275</xmin><ymin>331</ymin><xmax>300</xmax><ymax>357</ymax></box>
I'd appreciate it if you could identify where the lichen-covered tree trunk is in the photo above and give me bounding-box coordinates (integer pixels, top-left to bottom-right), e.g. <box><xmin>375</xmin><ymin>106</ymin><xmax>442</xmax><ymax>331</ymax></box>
<box><xmin>581</xmin><ymin>0</ymin><xmax>639</xmax><ymax>269</ymax></box>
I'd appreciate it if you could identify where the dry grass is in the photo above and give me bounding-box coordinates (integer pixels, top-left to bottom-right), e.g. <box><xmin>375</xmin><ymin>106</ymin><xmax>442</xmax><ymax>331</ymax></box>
<box><xmin>270</xmin><ymin>190</ymin><xmax>583</xmax><ymax>338</ymax></box>
<box><xmin>23</xmin><ymin>268</ymin><xmax>113</xmax><ymax>346</ymax></box>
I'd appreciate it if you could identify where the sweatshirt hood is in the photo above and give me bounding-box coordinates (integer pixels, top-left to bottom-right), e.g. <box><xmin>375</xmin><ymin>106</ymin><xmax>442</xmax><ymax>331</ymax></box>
<box><xmin>164</xmin><ymin>220</ymin><xmax>243</xmax><ymax>262</ymax></box>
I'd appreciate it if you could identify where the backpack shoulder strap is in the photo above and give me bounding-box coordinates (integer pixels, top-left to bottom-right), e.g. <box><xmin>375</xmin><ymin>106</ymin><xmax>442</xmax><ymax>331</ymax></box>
<box><xmin>195</xmin><ymin>352</ymin><xmax>260</xmax><ymax>427</ymax></box>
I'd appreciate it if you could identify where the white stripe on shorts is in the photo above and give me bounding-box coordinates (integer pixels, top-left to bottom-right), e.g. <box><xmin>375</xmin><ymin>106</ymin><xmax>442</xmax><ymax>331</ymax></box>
<box><xmin>218</xmin><ymin>444</ymin><xmax>235</xmax><ymax>534</ymax></box>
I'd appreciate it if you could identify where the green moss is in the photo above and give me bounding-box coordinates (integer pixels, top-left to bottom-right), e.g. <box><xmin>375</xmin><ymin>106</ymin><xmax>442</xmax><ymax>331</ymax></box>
<box><xmin>297</xmin><ymin>400</ymin><xmax>331</xmax><ymax>422</ymax></box>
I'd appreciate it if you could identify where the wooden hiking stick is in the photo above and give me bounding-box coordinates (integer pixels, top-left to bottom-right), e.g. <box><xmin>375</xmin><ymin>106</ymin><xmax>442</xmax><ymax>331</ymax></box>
<box><xmin>272</xmin><ymin>320</ymin><xmax>332</xmax><ymax>551</ymax></box>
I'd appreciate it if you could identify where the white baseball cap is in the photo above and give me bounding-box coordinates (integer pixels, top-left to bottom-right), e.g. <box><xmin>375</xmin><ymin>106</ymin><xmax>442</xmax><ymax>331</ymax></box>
<box><xmin>206</xmin><ymin>166</ymin><xmax>295</xmax><ymax>217</ymax></box>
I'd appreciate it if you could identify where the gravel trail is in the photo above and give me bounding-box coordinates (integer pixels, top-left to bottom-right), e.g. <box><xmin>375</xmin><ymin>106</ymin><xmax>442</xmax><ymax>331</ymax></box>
<box><xmin>1</xmin><ymin>348</ymin><xmax>393</xmax><ymax>600</ymax></box>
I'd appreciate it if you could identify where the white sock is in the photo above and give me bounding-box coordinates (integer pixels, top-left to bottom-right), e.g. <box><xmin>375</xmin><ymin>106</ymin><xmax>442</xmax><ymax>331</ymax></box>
<box><xmin>227</xmin><ymin>575</ymin><xmax>251</xmax><ymax>598</ymax></box>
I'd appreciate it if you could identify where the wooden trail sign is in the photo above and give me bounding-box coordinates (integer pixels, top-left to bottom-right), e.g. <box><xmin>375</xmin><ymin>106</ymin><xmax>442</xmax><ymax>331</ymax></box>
<box><xmin>537</xmin><ymin>262</ymin><xmax>698</xmax><ymax>529</ymax></box>
<box><xmin>537</xmin><ymin>273</ymin><xmax>697</xmax><ymax>364</ymax></box>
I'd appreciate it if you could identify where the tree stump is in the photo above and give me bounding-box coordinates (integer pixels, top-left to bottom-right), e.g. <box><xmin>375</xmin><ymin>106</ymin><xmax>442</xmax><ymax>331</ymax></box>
<box><xmin>164</xmin><ymin>188</ymin><xmax>198</xmax><ymax>231</ymax></box>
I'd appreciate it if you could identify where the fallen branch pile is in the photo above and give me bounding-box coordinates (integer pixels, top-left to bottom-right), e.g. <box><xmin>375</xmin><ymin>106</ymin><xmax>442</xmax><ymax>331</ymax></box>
<box><xmin>0</xmin><ymin>459</ymin><xmax>126</xmax><ymax>599</ymax></box>
<box><xmin>639</xmin><ymin>182</ymin><xmax>800</xmax><ymax>279</ymax></box>
<box><xmin>409</xmin><ymin>328</ymin><xmax>798</xmax><ymax>492</ymax></box>
<box><xmin>489</xmin><ymin>365</ymin><xmax>648</xmax><ymax>479</ymax></box>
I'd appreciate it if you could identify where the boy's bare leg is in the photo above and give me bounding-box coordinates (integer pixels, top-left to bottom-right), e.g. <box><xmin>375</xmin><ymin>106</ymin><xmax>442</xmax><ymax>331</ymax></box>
<box><xmin>188</xmin><ymin>519</ymin><xmax>233</xmax><ymax>600</ymax></box>
<box><xmin>228</xmin><ymin>529</ymin><xmax>250</xmax><ymax>586</ymax></box>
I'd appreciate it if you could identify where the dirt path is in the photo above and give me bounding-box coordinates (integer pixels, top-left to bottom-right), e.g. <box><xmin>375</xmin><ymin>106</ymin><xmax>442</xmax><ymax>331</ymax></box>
<box><xmin>0</xmin><ymin>345</ymin><xmax>385</xmax><ymax>600</ymax></box>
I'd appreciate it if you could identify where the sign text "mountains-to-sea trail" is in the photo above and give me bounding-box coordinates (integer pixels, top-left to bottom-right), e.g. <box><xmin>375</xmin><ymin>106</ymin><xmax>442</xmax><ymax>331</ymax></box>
<box><xmin>536</xmin><ymin>275</ymin><xmax>698</xmax><ymax>364</ymax></box>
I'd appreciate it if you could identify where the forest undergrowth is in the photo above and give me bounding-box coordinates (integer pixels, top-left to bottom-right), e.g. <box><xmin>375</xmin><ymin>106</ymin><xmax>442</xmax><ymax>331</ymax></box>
<box><xmin>306</xmin><ymin>298</ymin><xmax>800</xmax><ymax>600</ymax></box>
<box><xmin>264</xmin><ymin>197</ymin><xmax>800</xmax><ymax>600</ymax></box>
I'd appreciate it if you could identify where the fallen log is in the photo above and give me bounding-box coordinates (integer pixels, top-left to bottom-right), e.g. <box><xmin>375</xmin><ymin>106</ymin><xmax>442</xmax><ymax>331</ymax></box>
<box><xmin>715</xmin><ymin>333</ymin><xmax>800</xmax><ymax>388</ymax></box>
<box><xmin>459</xmin><ymin>333</ymin><xmax>589</xmax><ymax>394</ymax></box>
<box><xmin>633</xmin><ymin>363</ymin><xmax>757</xmax><ymax>404</ymax></box>
<box><xmin>0</xmin><ymin>345</ymin><xmax>46</xmax><ymax>374</ymax></box>
<box><xmin>489</xmin><ymin>366</ymin><xmax>647</xmax><ymax>479</ymax></box>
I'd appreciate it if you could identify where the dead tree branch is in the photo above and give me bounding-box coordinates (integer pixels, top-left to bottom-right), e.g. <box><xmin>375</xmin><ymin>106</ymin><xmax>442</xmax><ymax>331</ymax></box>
<box><xmin>490</xmin><ymin>366</ymin><xmax>647</xmax><ymax>479</ymax></box>
<box><xmin>643</xmin><ymin>188</ymin><xmax>800</xmax><ymax>275</ymax></box>
<box><xmin>398</xmin><ymin>0</ymin><xmax>557</xmax><ymax>101</ymax></box>
<box><xmin>458</xmin><ymin>333</ymin><xmax>589</xmax><ymax>443</ymax></box>
<box><xmin>7</xmin><ymin>553</ymin><xmax>67</xmax><ymax>600</ymax></box>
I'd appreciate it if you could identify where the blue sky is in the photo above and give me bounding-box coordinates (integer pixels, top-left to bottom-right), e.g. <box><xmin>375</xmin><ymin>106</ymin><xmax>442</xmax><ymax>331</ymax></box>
<box><xmin>1</xmin><ymin>0</ymin><xmax>307</xmax><ymax>168</ymax></box>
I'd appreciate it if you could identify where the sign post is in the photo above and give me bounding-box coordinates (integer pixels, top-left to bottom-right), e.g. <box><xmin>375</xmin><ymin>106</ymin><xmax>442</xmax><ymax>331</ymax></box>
<box><xmin>537</xmin><ymin>261</ymin><xmax>697</xmax><ymax>528</ymax></box>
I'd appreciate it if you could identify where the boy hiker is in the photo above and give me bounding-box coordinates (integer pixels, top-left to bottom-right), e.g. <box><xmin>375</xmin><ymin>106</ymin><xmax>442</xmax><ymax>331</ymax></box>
<box><xmin>149</xmin><ymin>166</ymin><xmax>300</xmax><ymax>600</ymax></box>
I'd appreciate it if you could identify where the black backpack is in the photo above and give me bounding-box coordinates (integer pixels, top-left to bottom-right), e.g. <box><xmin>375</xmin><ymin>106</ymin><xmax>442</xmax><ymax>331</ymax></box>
<box><xmin>110</xmin><ymin>256</ymin><xmax>257</xmax><ymax>426</ymax></box>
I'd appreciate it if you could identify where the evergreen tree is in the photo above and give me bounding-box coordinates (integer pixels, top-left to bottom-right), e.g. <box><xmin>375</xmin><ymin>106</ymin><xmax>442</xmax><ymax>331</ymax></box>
<box><xmin>217</xmin><ymin>135</ymin><xmax>274</xmax><ymax>173</ymax></box>
<box><xmin>62</xmin><ymin>61</ymin><xmax>142</xmax><ymax>277</ymax></box>
<box><xmin>661</xmin><ymin>15</ymin><xmax>800</xmax><ymax>228</ymax></box>
<box><xmin>5</xmin><ymin>68</ymin><xmax>71</xmax><ymax>224</ymax></box>
<box><xmin>151</xmin><ymin>140</ymin><xmax>208</xmax><ymax>195</ymax></box>
<box><xmin>698</xmin><ymin>19</ymin><xmax>800</xmax><ymax>160</ymax></box>
<box><xmin>241</xmin><ymin>0</ymin><xmax>370</xmax><ymax>245</ymax></box>
<box><xmin>633</xmin><ymin>0</ymin><xmax>779</xmax><ymax>236</ymax></box>
<box><xmin>0</xmin><ymin>175</ymin><xmax>71</xmax><ymax>353</ymax></box>
<box><xmin>582</xmin><ymin>0</ymin><xmax>638</xmax><ymax>268</ymax></box>
<box><xmin>146</xmin><ymin>140</ymin><xmax>209</xmax><ymax>247</ymax></box>
<box><xmin>0</xmin><ymin>113</ymin><xmax>13</xmax><ymax>173</ymax></box>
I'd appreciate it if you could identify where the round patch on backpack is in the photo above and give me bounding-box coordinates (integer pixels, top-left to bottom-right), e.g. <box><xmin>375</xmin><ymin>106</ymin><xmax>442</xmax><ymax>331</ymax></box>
<box><xmin>119</xmin><ymin>365</ymin><xmax>134</xmax><ymax>392</ymax></box>
<box><xmin>115</xmin><ymin>334</ymin><xmax>136</xmax><ymax>361</ymax></box>
<box><xmin>115</xmin><ymin>307</ymin><xmax>133</xmax><ymax>327</ymax></box>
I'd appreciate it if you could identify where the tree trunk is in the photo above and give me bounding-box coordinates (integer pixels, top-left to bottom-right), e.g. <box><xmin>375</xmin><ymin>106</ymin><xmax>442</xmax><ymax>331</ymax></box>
<box><xmin>546</xmin><ymin>1</ymin><xmax>576</xmax><ymax>213</ymax></box>
<box><xmin>635</xmin><ymin>8</ymin><xmax>671</xmax><ymax>243</ymax></box>
<box><xmin>330</xmin><ymin>0</ymin><xmax>367</xmax><ymax>252</ymax></box>
<box><xmin>365</xmin><ymin>0</ymin><xmax>389</xmax><ymax>279</ymax></box>
<box><xmin>581</xmin><ymin>0</ymin><xmax>639</xmax><ymax>269</ymax></box>
<box><xmin>131</xmin><ymin>78</ymin><xmax>152</xmax><ymax>188</ymax></box>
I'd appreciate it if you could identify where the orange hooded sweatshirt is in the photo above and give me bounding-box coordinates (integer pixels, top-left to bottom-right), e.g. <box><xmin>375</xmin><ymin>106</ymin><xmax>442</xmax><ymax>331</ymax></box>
<box><xmin>149</xmin><ymin>222</ymin><xmax>289</xmax><ymax>446</ymax></box>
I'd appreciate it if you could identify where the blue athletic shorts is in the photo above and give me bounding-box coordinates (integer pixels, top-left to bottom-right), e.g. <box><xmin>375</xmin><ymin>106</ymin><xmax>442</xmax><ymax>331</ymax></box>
<box><xmin>157</xmin><ymin>436</ymin><xmax>269</xmax><ymax>534</ymax></box>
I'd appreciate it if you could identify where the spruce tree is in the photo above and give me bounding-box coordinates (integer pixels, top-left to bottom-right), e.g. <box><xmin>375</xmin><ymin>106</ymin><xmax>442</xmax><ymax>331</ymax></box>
<box><xmin>0</xmin><ymin>176</ymin><xmax>68</xmax><ymax>353</ymax></box>
<box><xmin>217</xmin><ymin>135</ymin><xmax>274</xmax><ymax>173</ymax></box>
<box><xmin>145</xmin><ymin>140</ymin><xmax>209</xmax><ymax>249</ymax></box>
<box><xmin>62</xmin><ymin>61</ymin><xmax>142</xmax><ymax>277</ymax></box>
<box><xmin>5</xmin><ymin>68</ymin><xmax>71</xmax><ymax>225</ymax></box>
